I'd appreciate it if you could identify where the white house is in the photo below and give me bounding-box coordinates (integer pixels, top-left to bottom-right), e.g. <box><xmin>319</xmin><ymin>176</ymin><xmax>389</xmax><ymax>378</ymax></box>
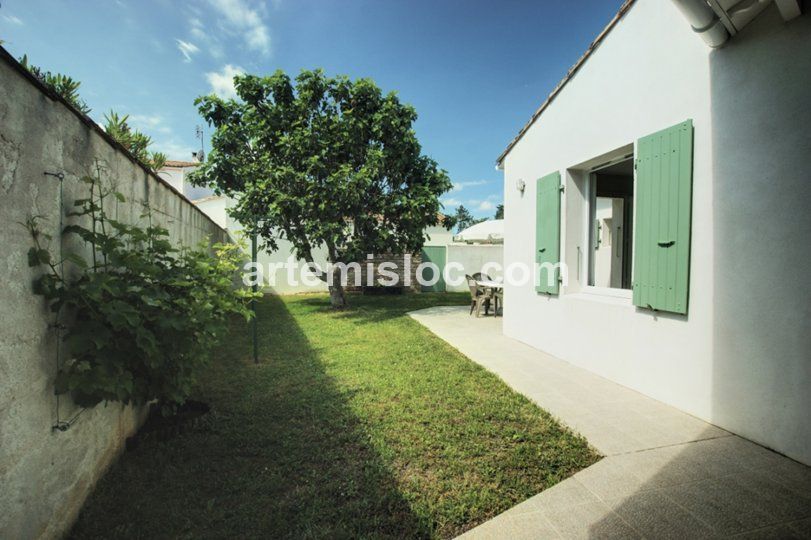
<box><xmin>499</xmin><ymin>0</ymin><xmax>810</xmax><ymax>464</ymax></box>
<box><xmin>156</xmin><ymin>160</ymin><xmax>201</xmax><ymax>196</ymax></box>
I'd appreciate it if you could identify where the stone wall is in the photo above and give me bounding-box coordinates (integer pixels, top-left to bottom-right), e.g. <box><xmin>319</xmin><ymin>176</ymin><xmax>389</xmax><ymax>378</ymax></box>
<box><xmin>346</xmin><ymin>253</ymin><xmax>422</xmax><ymax>292</ymax></box>
<box><xmin>0</xmin><ymin>48</ymin><xmax>228</xmax><ymax>539</ymax></box>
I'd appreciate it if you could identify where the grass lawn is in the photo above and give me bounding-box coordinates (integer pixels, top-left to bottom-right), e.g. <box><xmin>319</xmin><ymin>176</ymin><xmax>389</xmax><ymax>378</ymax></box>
<box><xmin>70</xmin><ymin>293</ymin><xmax>599</xmax><ymax>539</ymax></box>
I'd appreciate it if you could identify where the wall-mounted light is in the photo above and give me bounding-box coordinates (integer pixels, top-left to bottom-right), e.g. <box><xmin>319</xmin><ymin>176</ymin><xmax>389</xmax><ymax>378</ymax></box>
<box><xmin>516</xmin><ymin>178</ymin><xmax>526</xmax><ymax>194</ymax></box>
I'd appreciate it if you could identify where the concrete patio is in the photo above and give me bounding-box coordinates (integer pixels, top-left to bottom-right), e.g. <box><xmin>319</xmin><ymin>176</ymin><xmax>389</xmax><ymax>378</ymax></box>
<box><xmin>409</xmin><ymin>306</ymin><xmax>811</xmax><ymax>539</ymax></box>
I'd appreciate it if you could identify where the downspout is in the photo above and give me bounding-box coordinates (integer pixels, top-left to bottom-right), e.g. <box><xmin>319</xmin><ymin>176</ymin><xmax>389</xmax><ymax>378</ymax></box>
<box><xmin>671</xmin><ymin>0</ymin><xmax>730</xmax><ymax>48</ymax></box>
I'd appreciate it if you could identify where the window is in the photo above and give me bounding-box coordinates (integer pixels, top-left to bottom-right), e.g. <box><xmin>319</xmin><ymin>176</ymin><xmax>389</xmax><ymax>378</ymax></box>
<box><xmin>587</xmin><ymin>157</ymin><xmax>634</xmax><ymax>290</ymax></box>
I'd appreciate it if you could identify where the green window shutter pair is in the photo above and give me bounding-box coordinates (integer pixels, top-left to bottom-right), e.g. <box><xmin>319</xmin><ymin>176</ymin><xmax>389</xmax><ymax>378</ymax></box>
<box><xmin>532</xmin><ymin>120</ymin><xmax>693</xmax><ymax>313</ymax></box>
<box><xmin>632</xmin><ymin>120</ymin><xmax>694</xmax><ymax>314</ymax></box>
<box><xmin>535</xmin><ymin>171</ymin><xmax>561</xmax><ymax>295</ymax></box>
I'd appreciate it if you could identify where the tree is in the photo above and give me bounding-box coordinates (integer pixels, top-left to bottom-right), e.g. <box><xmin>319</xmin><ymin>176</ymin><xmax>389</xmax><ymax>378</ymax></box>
<box><xmin>19</xmin><ymin>54</ymin><xmax>91</xmax><ymax>115</ymax></box>
<box><xmin>494</xmin><ymin>203</ymin><xmax>504</xmax><ymax>219</ymax></box>
<box><xmin>191</xmin><ymin>69</ymin><xmax>453</xmax><ymax>308</ymax></box>
<box><xmin>451</xmin><ymin>205</ymin><xmax>484</xmax><ymax>233</ymax></box>
<box><xmin>103</xmin><ymin>111</ymin><xmax>167</xmax><ymax>171</ymax></box>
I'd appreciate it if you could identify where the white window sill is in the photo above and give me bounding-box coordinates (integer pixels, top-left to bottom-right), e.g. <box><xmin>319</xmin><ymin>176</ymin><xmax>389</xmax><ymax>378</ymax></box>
<box><xmin>564</xmin><ymin>287</ymin><xmax>633</xmax><ymax>306</ymax></box>
<box><xmin>581</xmin><ymin>286</ymin><xmax>632</xmax><ymax>299</ymax></box>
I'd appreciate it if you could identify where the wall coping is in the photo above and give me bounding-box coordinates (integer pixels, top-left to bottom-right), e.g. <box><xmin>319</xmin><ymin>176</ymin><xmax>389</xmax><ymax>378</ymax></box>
<box><xmin>0</xmin><ymin>45</ymin><xmax>226</xmax><ymax>234</ymax></box>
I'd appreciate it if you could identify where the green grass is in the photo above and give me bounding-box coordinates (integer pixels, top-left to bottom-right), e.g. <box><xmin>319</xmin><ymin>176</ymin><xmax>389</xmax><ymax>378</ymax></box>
<box><xmin>70</xmin><ymin>293</ymin><xmax>599</xmax><ymax>539</ymax></box>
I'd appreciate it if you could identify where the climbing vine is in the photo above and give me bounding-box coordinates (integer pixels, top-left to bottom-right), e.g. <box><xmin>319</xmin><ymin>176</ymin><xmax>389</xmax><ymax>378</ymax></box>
<box><xmin>27</xmin><ymin>169</ymin><xmax>258</xmax><ymax>413</ymax></box>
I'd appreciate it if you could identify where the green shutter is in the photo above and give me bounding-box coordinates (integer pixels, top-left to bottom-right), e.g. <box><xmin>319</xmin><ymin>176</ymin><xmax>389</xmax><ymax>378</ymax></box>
<box><xmin>535</xmin><ymin>171</ymin><xmax>561</xmax><ymax>295</ymax></box>
<box><xmin>632</xmin><ymin>120</ymin><xmax>694</xmax><ymax>314</ymax></box>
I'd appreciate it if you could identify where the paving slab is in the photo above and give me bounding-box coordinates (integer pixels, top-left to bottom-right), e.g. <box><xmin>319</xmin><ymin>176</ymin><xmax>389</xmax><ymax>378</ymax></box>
<box><xmin>408</xmin><ymin>306</ymin><xmax>811</xmax><ymax>539</ymax></box>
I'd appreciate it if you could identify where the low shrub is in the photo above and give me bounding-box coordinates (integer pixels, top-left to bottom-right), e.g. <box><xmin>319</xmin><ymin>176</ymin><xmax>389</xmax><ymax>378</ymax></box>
<box><xmin>27</xmin><ymin>170</ymin><xmax>257</xmax><ymax>413</ymax></box>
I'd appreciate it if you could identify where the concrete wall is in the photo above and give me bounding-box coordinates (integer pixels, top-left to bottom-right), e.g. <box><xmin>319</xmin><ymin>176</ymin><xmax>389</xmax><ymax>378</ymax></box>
<box><xmin>0</xmin><ymin>50</ymin><xmax>228</xmax><ymax>539</ymax></box>
<box><xmin>501</xmin><ymin>0</ymin><xmax>810</xmax><ymax>464</ymax></box>
<box><xmin>445</xmin><ymin>244</ymin><xmax>504</xmax><ymax>292</ymax></box>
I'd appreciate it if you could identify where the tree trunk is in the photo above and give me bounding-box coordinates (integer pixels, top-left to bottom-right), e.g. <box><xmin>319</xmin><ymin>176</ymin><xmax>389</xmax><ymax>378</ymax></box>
<box><xmin>296</xmin><ymin>244</ymin><xmax>346</xmax><ymax>309</ymax></box>
<box><xmin>325</xmin><ymin>240</ymin><xmax>348</xmax><ymax>309</ymax></box>
<box><xmin>328</xmin><ymin>282</ymin><xmax>346</xmax><ymax>309</ymax></box>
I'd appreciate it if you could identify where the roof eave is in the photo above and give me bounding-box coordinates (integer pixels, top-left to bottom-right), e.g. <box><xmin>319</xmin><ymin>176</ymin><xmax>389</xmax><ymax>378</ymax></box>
<box><xmin>495</xmin><ymin>0</ymin><xmax>637</xmax><ymax>167</ymax></box>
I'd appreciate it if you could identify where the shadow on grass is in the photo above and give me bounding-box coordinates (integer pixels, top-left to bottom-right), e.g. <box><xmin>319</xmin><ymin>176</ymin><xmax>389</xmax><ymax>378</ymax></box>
<box><xmin>69</xmin><ymin>294</ymin><xmax>429</xmax><ymax>539</ymax></box>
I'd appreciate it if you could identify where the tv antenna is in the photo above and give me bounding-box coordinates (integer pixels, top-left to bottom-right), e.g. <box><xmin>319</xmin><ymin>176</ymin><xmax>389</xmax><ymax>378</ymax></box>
<box><xmin>193</xmin><ymin>125</ymin><xmax>205</xmax><ymax>162</ymax></box>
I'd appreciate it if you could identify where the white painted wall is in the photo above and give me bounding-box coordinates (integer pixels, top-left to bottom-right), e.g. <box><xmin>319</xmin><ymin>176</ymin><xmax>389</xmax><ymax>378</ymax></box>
<box><xmin>193</xmin><ymin>195</ymin><xmax>456</xmax><ymax>294</ymax></box>
<box><xmin>216</xmin><ymin>195</ymin><xmax>331</xmax><ymax>294</ymax></box>
<box><xmin>445</xmin><ymin>244</ymin><xmax>504</xmax><ymax>292</ymax></box>
<box><xmin>501</xmin><ymin>0</ymin><xmax>810</xmax><ymax>464</ymax></box>
<box><xmin>157</xmin><ymin>166</ymin><xmax>186</xmax><ymax>193</ymax></box>
<box><xmin>193</xmin><ymin>195</ymin><xmax>228</xmax><ymax>230</ymax></box>
<box><xmin>157</xmin><ymin>163</ymin><xmax>213</xmax><ymax>200</ymax></box>
<box><xmin>424</xmin><ymin>224</ymin><xmax>454</xmax><ymax>247</ymax></box>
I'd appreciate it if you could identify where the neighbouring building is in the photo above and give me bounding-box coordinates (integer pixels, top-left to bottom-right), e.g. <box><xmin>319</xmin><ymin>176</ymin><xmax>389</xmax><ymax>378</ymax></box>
<box><xmin>498</xmin><ymin>0</ymin><xmax>810</xmax><ymax>464</ymax></box>
<box><xmin>156</xmin><ymin>159</ymin><xmax>208</xmax><ymax>199</ymax></box>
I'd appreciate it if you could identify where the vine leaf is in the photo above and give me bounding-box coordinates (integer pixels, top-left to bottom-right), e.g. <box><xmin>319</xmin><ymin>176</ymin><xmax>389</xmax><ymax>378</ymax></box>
<box><xmin>28</xmin><ymin>247</ymin><xmax>51</xmax><ymax>267</ymax></box>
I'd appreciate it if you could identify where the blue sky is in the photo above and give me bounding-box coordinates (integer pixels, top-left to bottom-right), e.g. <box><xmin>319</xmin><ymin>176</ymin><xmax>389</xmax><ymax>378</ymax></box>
<box><xmin>0</xmin><ymin>0</ymin><xmax>623</xmax><ymax>217</ymax></box>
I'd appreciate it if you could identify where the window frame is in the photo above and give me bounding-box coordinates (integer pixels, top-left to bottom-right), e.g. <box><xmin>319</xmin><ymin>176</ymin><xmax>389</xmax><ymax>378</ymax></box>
<box><xmin>580</xmin><ymin>154</ymin><xmax>636</xmax><ymax>299</ymax></box>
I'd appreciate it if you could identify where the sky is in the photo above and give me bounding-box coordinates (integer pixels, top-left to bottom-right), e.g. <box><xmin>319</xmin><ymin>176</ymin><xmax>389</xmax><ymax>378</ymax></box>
<box><xmin>0</xmin><ymin>0</ymin><xmax>624</xmax><ymax>217</ymax></box>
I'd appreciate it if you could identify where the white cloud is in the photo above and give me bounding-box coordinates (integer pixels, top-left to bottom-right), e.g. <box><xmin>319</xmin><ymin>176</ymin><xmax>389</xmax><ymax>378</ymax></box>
<box><xmin>206</xmin><ymin>0</ymin><xmax>270</xmax><ymax>55</ymax></box>
<box><xmin>129</xmin><ymin>114</ymin><xmax>163</xmax><ymax>129</ymax></box>
<box><xmin>2</xmin><ymin>14</ymin><xmax>24</xmax><ymax>25</ymax></box>
<box><xmin>153</xmin><ymin>139</ymin><xmax>198</xmax><ymax>161</ymax></box>
<box><xmin>129</xmin><ymin>114</ymin><xmax>172</xmax><ymax>134</ymax></box>
<box><xmin>110</xmin><ymin>113</ymin><xmax>195</xmax><ymax>161</ymax></box>
<box><xmin>463</xmin><ymin>193</ymin><xmax>502</xmax><ymax>215</ymax></box>
<box><xmin>441</xmin><ymin>197</ymin><xmax>462</xmax><ymax>208</ymax></box>
<box><xmin>175</xmin><ymin>39</ymin><xmax>200</xmax><ymax>62</ymax></box>
<box><xmin>205</xmin><ymin>64</ymin><xmax>245</xmax><ymax>99</ymax></box>
<box><xmin>187</xmin><ymin>16</ymin><xmax>225</xmax><ymax>59</ymax></box>
<box><xmin>189</xmin><ymin>17</ymin><xmax>206</xmax><ymax>39</ymax></box>
<box><xmin>451</xmin><ymin>179</ymin><xmax>488</xmax><ymax>192</ymax></box>
<box><xmin>476</xmin><ymin>200</ymin><xmax>495</xmax><ymax>212</ymax></box>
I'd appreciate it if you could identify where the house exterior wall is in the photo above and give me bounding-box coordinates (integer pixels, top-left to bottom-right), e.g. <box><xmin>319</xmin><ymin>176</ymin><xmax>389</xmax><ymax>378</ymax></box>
<box><xmin>157</xmin><ymin>166</ymin><xmax>186</xmax><ymax>193</ymax></box>
<box><xmin>501</xmin><ymin>0</ymin><xmax>810</xmax><ymax>464</ymax></box>
<box><xmin>424</xmin><ymin>224</ymin><xmax>454</xmax><ymax>247</ymax></box>
<box><xmin>157</xmin><ymin>164</ymin><xmax>204</xmax><ymax>199</ymax></box>
<box><xmin>0</xmin><ymin>53</ymin><xmax>228</xmax><ymax>539</ymax></box>
<box><xmin>194</xmin><ymin>195</ymin><xmax>229</xmax><ymax>230</ymax></box>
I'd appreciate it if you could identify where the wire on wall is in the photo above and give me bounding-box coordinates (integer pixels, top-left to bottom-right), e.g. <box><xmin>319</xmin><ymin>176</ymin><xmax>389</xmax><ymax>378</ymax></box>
<box><xmin>44</xmin><ymin>170</ymin><xmax>87</xmax><ymax>432</ymax></box>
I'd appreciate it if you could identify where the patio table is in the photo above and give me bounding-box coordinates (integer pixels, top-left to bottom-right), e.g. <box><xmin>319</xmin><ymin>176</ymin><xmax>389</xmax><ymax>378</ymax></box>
<box><xmin>475</xmin><ymin>280</ymin><xmax>503</xmax><ymax>317</ymax></box>
<box><xmin>475</xmin><ymin>279</ymin><xmax>503</xmax><ymax>290</ymax></box>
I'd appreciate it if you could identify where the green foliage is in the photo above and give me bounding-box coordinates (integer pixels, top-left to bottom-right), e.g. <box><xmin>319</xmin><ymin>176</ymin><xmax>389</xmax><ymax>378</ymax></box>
<box><xmin>190</xmin><ymin>69</ymin><xmax>454</xmax><ymax>307</ymax></box>
<box><xmin>103</xmin><ymin>111</ymin><xmax>167</xmax><ymax>171</ymax></box>
<box><xmin>18</xmin><ymin>55</ymin><xmax>167</xmax><ymax>171</ymax></box>
<box><xmin>450</xmin><ymin>204</ymin><xmax>484</xmax><ymax>233</ymax></box>
<box><xmin>19</xmin><ymin>54</ymin><xmax>92</xmax><ymax>115</ymax></box>
<box><xmin>494</xmin><ymin>203</ymin><xmax>504</xmax><ymax>220</ymax></box>
<box><xmin>27</xmin><ymin>169</ymin><xmax>257</xmax><ymax>411</ymax></box>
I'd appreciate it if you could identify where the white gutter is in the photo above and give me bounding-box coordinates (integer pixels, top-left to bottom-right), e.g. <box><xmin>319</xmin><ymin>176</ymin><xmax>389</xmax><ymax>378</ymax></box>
<box><xmin>671</xmin><ymin>0</ymin><xmax>730</xmax><ymax>48</ymax></box>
